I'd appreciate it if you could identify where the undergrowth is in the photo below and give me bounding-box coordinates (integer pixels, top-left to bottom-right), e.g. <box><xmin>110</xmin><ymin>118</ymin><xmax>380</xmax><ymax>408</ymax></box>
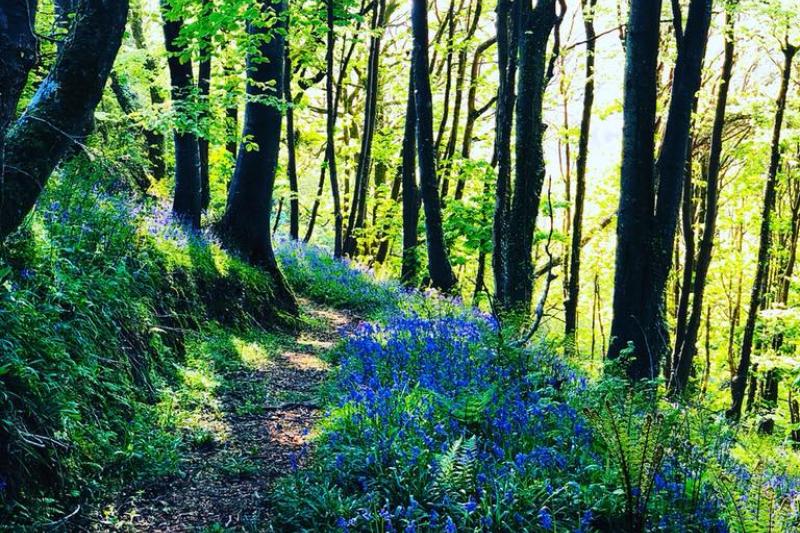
<box><xmin>0</xmin><ymin>157</ymin><xmax>288</xmax><ymax>527</ymax></box>
<box><xmin>272</xmin><ymin>256</ymin><xmax>800</xmax><ymax>532</ymax></box>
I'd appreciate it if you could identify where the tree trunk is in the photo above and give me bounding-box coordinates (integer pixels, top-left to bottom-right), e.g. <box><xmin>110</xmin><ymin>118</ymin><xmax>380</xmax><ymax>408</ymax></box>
<box><xmin>454</xmin><ymin>36</ymin><xmax>495</xmax><ymax>200</ymax></box>
<box><xmin>53</xmin><ymin>0</ymin><xmax>77</xmax><ymax>48</ymax></box>
<box><xmin>564</xmin><ymin>0</ymin><xmax>597</xmax><ymax>347</ymax></box>
<box><xmin>728</xmin><ymin>43</ymin><xmax>797</xmax><ymax>420</ymax></box>
<box><xmin>503</xmin><ymin>0</ymin><xmax>556</xmax><ymax>311</ymax></box>
<box><xmin>607</xmin><ymin>0</ymin><xmax>711</xmax><ymax>380</ymax></box>
<box><xmin>411</xmin><ymin>0</ymin><xmax>458</xmax><ymax>292</ymax></box>
<box><xmin>128</xmin><ymin>0</ymin><xmax>167</xmax><ymax>181</ymax></box>
<box><xmin>607</xmin><ymin>0</ymin><xmax>663</xmax><ymax>375</ymax></box>
<box><xmin>434</xmin><ymin>0</ymin><xmax>457</xmax><ymax>160</ymax></box>
<box><xmin>670</xmin><ymin>156</ymin><xmax>696</xmax><ymax>383</ymax></box>
<box><xmin>226</xmin><ymin>105</ymin><xmax>238</xmax><ymax>163</ymax></box>
<box><xmin>1</xmin><ymin>0</ymin><xmax>128</xmax><ymax>240</ymax></box>
<box><xmin>344</xmin><ymin>0</ymin><xmax>385</xmax><ymax>256</ymax></box>
<box><xmin>162</xmin><ymin>1</ymin><xmax>202</xmax><ymax>228</ymax></box>
<box><xmin>0</xmin><ymin>0</ymin><xmax>38</xmax><ymax>204</ymax></box>
<box><xmin>304</xmin><ymin>163</ymin><xmax>327</xmax><ymax>243</ymax></box>
<box><xmin>285</xmin><ymin>41</ymin><xmax>300</xmax><ymax>240</ymax></box>
<box><xmin>326</xmin><ymin>0</ymin><xmax>344</xmax><ymax>256</ymax></box>
<box><xmin>646</xmin><ymin>0</ymin><xmax>712</xmax><ymax>364</ymax></box>
<box><xmin>440</xmin><ymin>0</ymin><xmax>481</xmax><ymax>201</ymax></box>
<box><xmin>671</xmin><ymin>6</ymin><xmax>735</xmax><ymax>393</ymax></box>
<box><xmin>197</xmin><ymin>0</ymin><xmax>213</xmax><ymax>209</ymax></box>
<box><xmin>778</xmin><ymin>182</ymin><xmax>800</xmax><ymax>304</ymax></box>
<box><xmin>401</xmin><ymin>73</ymin><xmax>420</xmax><ymax>285</ymax></box>
<box><xmin>492</xmin><ymin>0</ymin><xmax>517</xmax><ymax>305</ymax></box>
<box><xmin>220</xmin><ymin>0</ymin><xmax>297</xmax><ymax>315</ymax></box>
<box><xmin>198</xmin><ymin>58</ymin><xmax>212</xmax><ymax>210</ymax></box>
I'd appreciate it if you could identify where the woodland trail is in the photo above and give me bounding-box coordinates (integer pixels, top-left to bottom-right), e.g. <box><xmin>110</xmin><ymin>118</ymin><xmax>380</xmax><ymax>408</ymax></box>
<box><xmin>92</xmin><ymin>300</ymin><xmax>357</xmax><ymax>532</ymax></box>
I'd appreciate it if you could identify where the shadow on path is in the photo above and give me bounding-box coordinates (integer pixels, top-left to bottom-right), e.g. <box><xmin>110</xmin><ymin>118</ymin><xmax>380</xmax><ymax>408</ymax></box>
<box><xmin>98</xmin><ymin>300</ymin><xmax>357</xmax><ymax>532</ymax></box>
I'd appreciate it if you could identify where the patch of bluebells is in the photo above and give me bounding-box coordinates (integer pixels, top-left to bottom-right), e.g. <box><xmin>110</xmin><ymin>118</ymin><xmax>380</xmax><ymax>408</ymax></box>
<box><xmin>275</xmin><ymin>289</ymin><xmax>747</xmax><ymax>530</ymax></box>
<box><xmin>276</xmin><ymin>239</ymin><xmax>402</xmax><ymax>312</ymax></box>
<box><xmin>42</xmin><ymin>195</ymin><xmax>222</xmax><ymax>264</ymax></box>
<box><xmin>290</xmin><ymin>306</ymin><xmax>607</xmax><ymax>530</ymax></box>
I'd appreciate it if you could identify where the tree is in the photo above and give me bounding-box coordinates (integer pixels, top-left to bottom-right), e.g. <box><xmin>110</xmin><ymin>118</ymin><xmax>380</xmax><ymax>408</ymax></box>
<box><xmin>220</xmin><ymin>0</ymin><xmax>298</xmax><ymax>315</ymax></box>
<box><xmin>607</xmin><ymin>0</ymin><xmax>711</xmax><ymax>380</ymax></box>
<box><xmin>564</xmin><ymin>0</ymin><xmax>597</xmax><ymax>346</ymax></box>
<box><xmin>401</xmin><ymin>73</ymin><xmax>420</xmax><ymax>285</ymax></box>
<box><xmin>130</xmin><ymin>0</ymin><xmax>167</xmax><ymax>180</ymax></box>
<box><xmin>728</xmin><ymin>40</ymin><xmax>797</xmax><ymax>420</ymax></box>
<box><xmin>411</xmin><ymin>0</ymin><xmax>458</xmax><ymax>292</ymax></box>
<box><xmin>0</xmin><ymin>0</ymin><xmax>38</xmax><ymax>198</ymax></box>
<box><xmin>343</xmin><ymin>0</ymin><xmax>386</xmax><ymax>256</ymax></box>
<box><xmin>1</xmin><ymin>0</ymin><xmax>129</xmax><ymax>241</ymax></box>
<box><xmin>326</xmin><ymin>0</ymin><xmax>344</xmax><ymax>257</ymax></box>
<box><xmin>670</xmin><ymin>5</ymin><xmax>736</xmax><ymax>393</ymax></box>
<box><xmin>490</xmin><ymin>0</ymin><xmax>556</xmax><ymax>312</ymax></box>
<box><xmin>284</xmin><ymin>40</ymin><xmax>300</xmax><ymax>240</ymax></box>
<box><xmin>198</xmin><ymin>0</ymin><xmax>213</xmax><ymax>210</ymax></box>
<box><xmin>162</xmin><ymin>0</ymin><xmax>202</xmax><ymax>228</ymax></box>
<box><xmin>491</xmin><ymin>0</ymin><xmax>517</xmax><ymax>306</ymax></box>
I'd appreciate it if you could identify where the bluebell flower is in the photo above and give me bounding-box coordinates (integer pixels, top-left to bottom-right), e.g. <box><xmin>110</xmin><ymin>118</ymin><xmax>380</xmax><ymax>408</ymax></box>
<box><xmin>464</xmin><ymin>499</ymin><xmax>477</xmax><ymax>513</ymax></box>
<box><xmin>538</xmin><ymin>508</ymin><xmax>553</xmax><ymax>529</ymax></box>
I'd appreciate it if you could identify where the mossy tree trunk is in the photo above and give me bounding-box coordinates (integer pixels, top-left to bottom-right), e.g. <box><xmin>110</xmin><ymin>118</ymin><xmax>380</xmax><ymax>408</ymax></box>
<box><xmin>0</xmin><ymin>0</ymin><xmax>38</xmax><ymax>202</ymax></box>
<box><xmin>1</xmin><ymin>0</ymin><xmax>128</xmax><ymax>241</ymax></box>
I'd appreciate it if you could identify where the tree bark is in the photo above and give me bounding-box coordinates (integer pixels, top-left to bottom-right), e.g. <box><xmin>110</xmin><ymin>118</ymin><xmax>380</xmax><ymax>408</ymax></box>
<box><xmin>502</xmin><ymin>0</ymin><xmax>556</xmax><ymax>311</ymax></box>
<box><xmin>728</xmin><ymin>42</ymin><xmax>797</xmax><ymax>420</ymax></box>
<box><xmin>220</xmin><ymin>0</ymin><xmax>297</xmax><ymax>315</ymax></box>
<box><xmin>401</xmin><ymin>73</ymin><xmax>420</xmax><ymax>285</ymax></box>
<box><xmin>646</xmin><ymin>0</ymin><xmax>712</xmax><ymax>363</ymax></box>
<box><xmin>326</xmin><ymin>0</ymin><xmax>344</xmax><ymax>256</ymax></box>
<box><xmin>454</xmin><ymin>36</ymin><xmax>496</xmax><ymax>200</ymax></box>
<box><xmin>1</xmin><ymin>0</ymin><xmax>128</xmax><ymax>240</ymax></box>
<box><xmin>344</xmin><ymin>0</ymin><xmax>385</xmax><ymax>256</ymax></box>
<box><xmin>606</xmin><ymin>0</ymin><xmax>664</xmax><ymax>375</ymax></box>
<box><xmin>607</xmin><ymin>0</ymin><xmax>711</xmax><ymax>380</ymax></box>
<box><xmin>411</xmin><ymin>0</ymin><xmax>458</xmax><ymax>292</ymax></box>
<box><xmin>0</xmin><ymin>0</ymin><xmax>38</xmax><ymax>205</ymax></box>
<box><xmin>285</xmin><ymin>41</ymin><xmax>300</xmax><ymax>240</ymax></box>
<box><xmin>441</xmin><ymin>0</ymin><xmax>481</xmax><ymax>201</ymax></box>
<box><xmin>129</xmin><ymin>0</ymin><xmax>167</xmax><ymax>180</ymax></box>
<box><xmin>671</xmin><ymin>6</ymin><xmax>735</xmax><ymax>393</ymax></box>
<box><xmin>162</xmin><ymin>1</ymin><xmax>202</xmax><ymax>228</ymax></box>
<box><xmin>492</xmin><ymin>0</ymin><xmax>517</xmax><ymax>305</ymax></box>
<box><xmin>198</xmin><ymin>59</ymin><xmax>212</xmax><ymax>210</ymax></box>
<box><xmin>564</xmin><ymin>0</ymin><xmax>597</xmax><ymax>346</ymax></box>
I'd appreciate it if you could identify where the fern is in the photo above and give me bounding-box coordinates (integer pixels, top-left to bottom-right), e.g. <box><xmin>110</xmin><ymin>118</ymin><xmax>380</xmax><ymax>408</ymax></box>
<box><xmin>433</xmin><ymin>435</ymin><xmax>479</xmax><ymax>499</ymax></box>
<box><xmin>453</xmin><ymin>387</ymin><xmax>494</xmax><ymax>425</ymax></box>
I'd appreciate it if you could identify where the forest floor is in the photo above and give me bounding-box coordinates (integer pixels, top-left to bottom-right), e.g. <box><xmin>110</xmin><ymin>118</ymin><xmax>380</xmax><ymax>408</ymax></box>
<box><xmin>91</xmin><ymin>300</ymin><xmax>357</xmax><ymax>532</ymax></box>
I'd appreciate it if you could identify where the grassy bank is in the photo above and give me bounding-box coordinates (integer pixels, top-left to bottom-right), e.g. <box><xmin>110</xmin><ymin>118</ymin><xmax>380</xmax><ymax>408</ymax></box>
<box><xmin>0</xmin><ymin>160</ymin><xmax>288</xmax><ymax>527</ymax></box>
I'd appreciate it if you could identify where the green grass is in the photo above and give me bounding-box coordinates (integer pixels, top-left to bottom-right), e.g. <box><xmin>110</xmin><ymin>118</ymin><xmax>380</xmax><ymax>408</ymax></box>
<box><xmin>0</xmin><ymin>158</ymin><xmax>290</xmax><ymax>526</ymax></box>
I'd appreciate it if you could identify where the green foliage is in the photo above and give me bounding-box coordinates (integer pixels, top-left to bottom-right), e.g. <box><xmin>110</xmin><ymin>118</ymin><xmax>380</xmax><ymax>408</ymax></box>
<box><xmin>0</xmin><ymin>156</ymin><xmax>284</xmax><ymax>526</ymax></box>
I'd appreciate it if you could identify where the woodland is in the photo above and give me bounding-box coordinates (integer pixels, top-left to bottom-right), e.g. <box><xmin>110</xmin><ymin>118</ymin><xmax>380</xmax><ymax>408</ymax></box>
<box><xmin>1</xmin><ymin>0</ymin><xmax>800</xmax><ymax>530</ymax></box>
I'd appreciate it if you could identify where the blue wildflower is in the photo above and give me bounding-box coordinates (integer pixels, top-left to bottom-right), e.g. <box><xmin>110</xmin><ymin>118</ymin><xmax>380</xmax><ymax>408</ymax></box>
<box><xmin>464</xmin><ymin>499</ymin><xmax>477</xmax><ymax>513</ymax></box>
<box><xmin>538</xmin><ymin>508</ymin><xmax>553</xmax><ymax>529</ymax></box>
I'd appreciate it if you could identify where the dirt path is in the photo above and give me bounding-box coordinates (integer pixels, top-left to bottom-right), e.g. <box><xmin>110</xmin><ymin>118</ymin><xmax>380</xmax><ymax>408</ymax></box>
<box><xmin>94</xmin><ymin>301</ymin><xmax>357</xmax><ymax>532</ymax></box>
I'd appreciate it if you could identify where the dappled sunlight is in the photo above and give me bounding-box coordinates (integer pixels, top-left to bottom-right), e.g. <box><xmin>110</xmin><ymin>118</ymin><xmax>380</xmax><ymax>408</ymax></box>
<box><xmin>280</xmin><ymin>350</ymin><xmax>331</xmax><ymax>371</ymax></box>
